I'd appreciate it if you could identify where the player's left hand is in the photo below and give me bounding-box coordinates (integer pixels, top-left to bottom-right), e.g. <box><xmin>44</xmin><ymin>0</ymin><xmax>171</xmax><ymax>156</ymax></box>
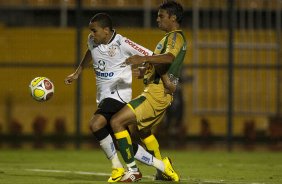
<box><xmin>125</xmin><ymin>55</ymin><xmax>146</xmax><ymax>65</ymax></box>
<box><xmin>161</xmin><ymin>74</ymin><xmax>176</xmax><ymax>94</ymax></box>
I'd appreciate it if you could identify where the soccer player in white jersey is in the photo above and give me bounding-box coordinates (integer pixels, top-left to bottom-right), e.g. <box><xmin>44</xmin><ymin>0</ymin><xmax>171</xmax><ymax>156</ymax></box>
<box><xmin>65</xmin><ymin>13</ymin><xmax>175</xmax><ymax>182</ymax></box>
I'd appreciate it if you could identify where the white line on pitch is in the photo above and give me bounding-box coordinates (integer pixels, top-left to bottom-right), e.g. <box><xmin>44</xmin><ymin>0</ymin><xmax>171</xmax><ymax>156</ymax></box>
<box><xmin>25</xmin><ymin>169</ymin><xmax>154</xmax><ymax>179</ymax></box>
<box><xmin>26</xmin><ymin>169</ymin><xmax>196</xmax><ymax>182</ymax></box>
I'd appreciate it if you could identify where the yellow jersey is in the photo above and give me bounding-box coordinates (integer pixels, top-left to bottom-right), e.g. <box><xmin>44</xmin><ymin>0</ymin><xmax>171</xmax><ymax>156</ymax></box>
<box><xmin>142</xmin><ymin>30</ymin><xmax>187</xmax><ymax>99</ymax></box>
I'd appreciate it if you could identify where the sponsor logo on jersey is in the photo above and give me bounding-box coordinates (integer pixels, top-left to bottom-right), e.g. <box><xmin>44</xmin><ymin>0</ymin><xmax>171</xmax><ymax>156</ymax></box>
<box><xmin>125</xmin><ymin>39</ymin><xmax>150</xmax><ymax>56</ymax></box>
<box><xmin>96</xmin><ymin>60</ymin><xmax>114</xmax><ymax>78</ymax></box>
<box><xmin>157</xmin><ymin>43</ymin><xmax>162</xmax><ymax>50</ymax></box>
<box><xmin>98</xmin><ymin>60</ymin><xmax>106</xmax><ymax>71</ymax></box>
<box><xmin>95</xmin><ymin>71</ymin><xmax>114</xmax><ymax>78</ymax></box>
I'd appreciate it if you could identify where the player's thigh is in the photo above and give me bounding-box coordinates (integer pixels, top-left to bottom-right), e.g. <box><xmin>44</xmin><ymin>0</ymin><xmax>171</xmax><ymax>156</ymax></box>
<box><xmin>129</xmin><ymin>96</ymin><xmax>153</xmax><ymax>123</ymax></box>
<box><xmin>95</xmin><ymin>98</ymin><xmax>126</xmax><ymax>121</ymax></box>
<box><xmin>111</xmin><ymin>105</ymin><xmax>136</xmax><ymax>128</ymax></box>
<box><xmin>138</xmin><ymin>108</ymin><xmax>166</xmax><ymax>130</ymax></box>
<box><xmin>133</xmin><ymin>94</ymin><xmax>171</xmax><ymax>128</ymax></box>
<box><xmin>89</xmin><ymin>114</ymin><xmax>107</xmax><ymax>131</ymax></box>
<box><xmin>91</xmin><ymin>98</ymin><xmax>126</xmax><ymax>131</ymax></box>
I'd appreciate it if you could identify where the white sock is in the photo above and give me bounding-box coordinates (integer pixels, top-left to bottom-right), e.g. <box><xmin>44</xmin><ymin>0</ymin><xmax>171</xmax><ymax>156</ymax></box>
<box><xmin>100</xmin><ymin>134</ymin><xmax>123</xmax><ymax>168</ymax></box>
<box><xmin>134</xmin><ymin>144</ymin><xmax>165</xmax><ymax>172</ymax></box>
<box><xmin>111</xmin><ymin>153</ymin><xmax>123</xmax><ymax>168</ymax></box>
<box><xmin>127</xmin><ymin>162</ymin><xmax>138</xmax><ymax>172</ymax></box>
<box><xmin>152</xmin><ymin>157</ymin><xmax>165</xmax><ymax>172</ymax></box>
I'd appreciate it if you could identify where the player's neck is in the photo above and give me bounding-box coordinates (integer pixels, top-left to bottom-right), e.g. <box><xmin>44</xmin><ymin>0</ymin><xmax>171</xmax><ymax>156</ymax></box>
<box><xmin>166</xmin><ymin>24</ymin><xmax>180</xmax><ymax>33</ymax></box>
<box><xmin>166</xmin><ymin>26</ymin><xmax>180</xmax><ymax>33</ymax></box>
<box><xmin>105</xmin><ymin>30</ymin><xmax>116</xmax><ymax>44</ymax></box>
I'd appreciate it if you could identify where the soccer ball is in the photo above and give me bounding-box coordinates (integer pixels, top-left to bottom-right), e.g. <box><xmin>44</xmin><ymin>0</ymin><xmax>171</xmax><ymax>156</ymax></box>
<box><xmin>29</xmin><ymin>77</ymin><xmax>54</xmax><ymax>102</ymax></box>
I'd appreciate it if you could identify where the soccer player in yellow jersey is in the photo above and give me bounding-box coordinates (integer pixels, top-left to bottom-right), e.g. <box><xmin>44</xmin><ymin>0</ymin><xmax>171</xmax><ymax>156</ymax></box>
<box><xmin>110</xmin><ymin>0</ymin><xmax>187</xmax><ymax>182</ymax></box>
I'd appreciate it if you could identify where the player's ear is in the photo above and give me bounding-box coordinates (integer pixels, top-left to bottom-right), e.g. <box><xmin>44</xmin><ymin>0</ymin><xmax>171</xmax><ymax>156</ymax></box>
<box><xmin>104</xmin><ymin>27</ymin><xmax>111</xmax><ymax>34</ymax></box>
<box><xmin>171</xmin><ymin>15</ymin><xmax>177</xmax><ymax>22</ymax></box>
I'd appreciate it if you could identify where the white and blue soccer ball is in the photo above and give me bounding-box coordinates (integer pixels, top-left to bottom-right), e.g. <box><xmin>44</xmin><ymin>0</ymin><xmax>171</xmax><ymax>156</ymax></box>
<box><xmin>29</xmin><ymin>77</ymin><xmax>54</xmax><ymax>102</ymax></box>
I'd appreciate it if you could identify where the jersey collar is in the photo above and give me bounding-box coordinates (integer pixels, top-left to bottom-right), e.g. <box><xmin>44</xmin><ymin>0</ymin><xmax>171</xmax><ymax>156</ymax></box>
<box><xmin>107</xmin><ymin>29</ymin><xmax>117</xmax><ymax>44</ymax></box>
<box><xmin>165</xmin><ymin>29</ymin><xmax>182</xmax><ymax>36</ymax></box>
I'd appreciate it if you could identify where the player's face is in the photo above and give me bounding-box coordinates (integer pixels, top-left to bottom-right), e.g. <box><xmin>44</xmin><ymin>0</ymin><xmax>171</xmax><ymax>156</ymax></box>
<box><xmin>157</xmin><ymin>9</ymin><xmax>173</xmax><ymax>32</ymax></box>
<box><xmin>89</xmin><ymin>21</ymin><xmax>108</xmax><ymax>44</ymax></box>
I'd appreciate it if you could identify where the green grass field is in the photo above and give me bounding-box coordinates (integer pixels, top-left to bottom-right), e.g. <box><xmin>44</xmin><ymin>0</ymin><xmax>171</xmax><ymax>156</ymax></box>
<box><xmin>0</xmin><ymin>149</ymin><xmax>281</xmax><ymax>184</ymax></box>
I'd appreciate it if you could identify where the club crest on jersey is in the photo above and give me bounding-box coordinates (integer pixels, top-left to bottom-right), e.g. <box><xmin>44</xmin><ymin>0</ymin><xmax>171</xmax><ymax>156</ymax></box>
<box><xmin>98</xmin><ymin>60</ymin><xmax>106</xmax><ymax>71</ymax></box>
<box><xmin>108</xmin><ymin>45</ymin><xmax>118</xmax><ymax>57</ymax></box>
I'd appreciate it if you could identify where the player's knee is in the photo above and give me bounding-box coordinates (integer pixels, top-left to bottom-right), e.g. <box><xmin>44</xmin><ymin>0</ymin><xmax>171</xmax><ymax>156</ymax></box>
<box><xmin>110</xmin><ymin>116</ymin><xmax>118</xmax><ymax>131</ymax></box>
<box><xmin>89</xmin><ymin>121</ymin><xmax>96</xmax><ymax>133</ymax></box>
<box><xmin>89</xmin><ymin>119</ymin><xmax>104</xmax><ymax>133</ymax></box>
<box><xmin>139</xmin><ymin>129</ymin><xmax>152</xmax><ymax>139</ymax></box>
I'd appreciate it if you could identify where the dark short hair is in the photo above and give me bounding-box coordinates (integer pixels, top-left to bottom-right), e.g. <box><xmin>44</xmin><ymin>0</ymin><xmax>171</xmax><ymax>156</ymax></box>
<box><xmin>90</xmin><ymin>13</ymin><xmax>113</xmax><ymax>30</ymax></box>
<box><xmin>159</xmin><ymin>0</ymin><xmax>184</xmax><ymax>24</ymax></box>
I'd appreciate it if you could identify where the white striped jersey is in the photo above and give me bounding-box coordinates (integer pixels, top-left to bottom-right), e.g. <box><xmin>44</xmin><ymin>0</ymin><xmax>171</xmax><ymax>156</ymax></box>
<box><xmin>87</xmin><ymin>31</ymin><xmax>153</xmax><ymax>104</ymax></box>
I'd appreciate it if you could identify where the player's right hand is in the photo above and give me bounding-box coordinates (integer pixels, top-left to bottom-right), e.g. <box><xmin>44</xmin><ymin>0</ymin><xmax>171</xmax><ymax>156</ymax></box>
<box><xmin>133</xmin><ymin>66</ymin><xmax>146</xmax><ymax>79</ymax></box>
<box><xmin>64</xmin><ymin>73</ymin><xmax>78</xmax><ymax>85</ymax></box>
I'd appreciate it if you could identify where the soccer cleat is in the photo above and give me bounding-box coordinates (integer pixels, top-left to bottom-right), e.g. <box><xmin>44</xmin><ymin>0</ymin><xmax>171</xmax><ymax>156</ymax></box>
<box><xmin>163</xmin><ymin>157</ymin><xmax>180</xmax><ymax>182</ymax></box>
<box><xmin>119</xmin><ymin>169</ymin><xmax>142</xmax><ymax>182</ymax></box>
<box><xmin>154</xmin><ymin>170</ymin><xmax>172</xmax><ymax>181</ymax></box>
<box><xmin>108</xmin><ymin>168</ymin><xmax>125</xmax><ymax>183</ymax></box>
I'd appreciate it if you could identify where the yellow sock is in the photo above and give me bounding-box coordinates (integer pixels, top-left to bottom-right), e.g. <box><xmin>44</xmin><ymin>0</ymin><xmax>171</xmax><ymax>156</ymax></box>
<box><xmin>142</xmin><ymin>134</ymin><xmax>162</xmax><ymax>160</ymax></box>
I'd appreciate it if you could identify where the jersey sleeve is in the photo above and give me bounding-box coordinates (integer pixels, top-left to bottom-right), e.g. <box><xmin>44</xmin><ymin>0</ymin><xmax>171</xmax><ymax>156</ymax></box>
<box><xmin>164</xmin><ymin>32</ymin><xmax>185</xmax><ymax>57</ymax></box>
<box><xmin>121</xmin><ymin>37</ymin><xmax>153</xmax><ymax>56</ymax></box>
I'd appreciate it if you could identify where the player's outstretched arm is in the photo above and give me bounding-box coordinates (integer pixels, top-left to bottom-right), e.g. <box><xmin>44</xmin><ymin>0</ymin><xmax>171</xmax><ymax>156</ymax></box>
<box><xmin>125</xmin><ymin>53</ymin><xmax>175</xmax><ymax>66</ymax></box>
<box><xmin>64</xmin><ymin>49</ymin><xmax>92</xmax><ymax>85</ymax></box>
<box><xmin>126</xmin><ymin>52</ymin><xmax>177</xmax><ymax>93</ymax></box>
